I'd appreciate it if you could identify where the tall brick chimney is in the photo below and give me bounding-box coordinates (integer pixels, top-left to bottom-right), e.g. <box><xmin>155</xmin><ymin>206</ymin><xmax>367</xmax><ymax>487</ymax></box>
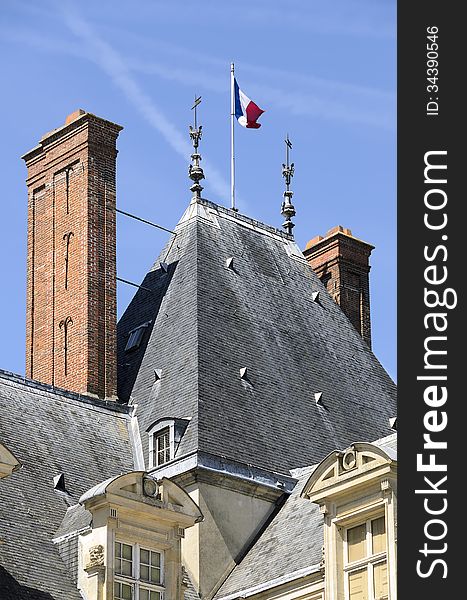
<box><xmin>22</xmin><ymin>110</ymin><xmax>122</xmax><ymax>399</ymax></box>
<box><xmin>303</xmin><ymin>226</ymin><xmax>374</xmax><ymax>347</ymax></box>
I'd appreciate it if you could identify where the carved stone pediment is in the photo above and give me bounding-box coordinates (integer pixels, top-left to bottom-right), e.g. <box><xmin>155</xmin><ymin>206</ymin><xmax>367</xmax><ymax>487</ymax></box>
<box><xmin>301</xmin><ymin>442</ymin><xmax>396</xmax><ymax>504</ymax></box>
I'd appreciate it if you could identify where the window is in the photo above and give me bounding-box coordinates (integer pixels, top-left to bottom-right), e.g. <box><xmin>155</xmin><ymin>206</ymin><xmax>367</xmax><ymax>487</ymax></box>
<box><xmin>147</xmin><ymin>418</ymin><xmax>190</xmax><ymax>469</ymax></box>
<box><xmin>114</xmin><ymin>541</ymin><xmax>164</xmax><ymax>600</ymax></box>
<box><xmin>125</xmin><ymin>321</ymin><xmax>152</xmax><ymax>352</ymax></box>
<box><xmin>154</xmin><ymin>428</ymin><xmax>170</xmax><ymax>467</ymax></box>
<box><xmin>345</xmin><ymin>516</ymin><xmax>388</xmax><ymax>600</ymax></box>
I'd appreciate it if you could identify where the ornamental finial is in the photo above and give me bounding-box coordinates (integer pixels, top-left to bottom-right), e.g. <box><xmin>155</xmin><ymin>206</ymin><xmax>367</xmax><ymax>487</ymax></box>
<box><xmin>281</xmin><ymin>134</ymin><xmax>296</xmax><ymax>236</ymax></box>
<box><xmin>188</xmin><ymin>95</ymin><xmax>205</xmax><ymax>200</ymax></box>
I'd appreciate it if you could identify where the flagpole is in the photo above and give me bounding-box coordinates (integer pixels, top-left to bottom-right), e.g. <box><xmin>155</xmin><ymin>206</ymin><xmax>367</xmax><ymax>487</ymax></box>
<box><xmin>230</xmin><ymin>62</ymin><xmax>236</xmax><ymax>211</ymax></box>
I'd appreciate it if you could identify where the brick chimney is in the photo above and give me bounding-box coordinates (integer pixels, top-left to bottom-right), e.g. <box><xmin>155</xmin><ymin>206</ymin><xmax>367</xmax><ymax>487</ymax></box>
<box><xmin>303</xmin><ymin>226</ymin><xmax>374</xmax><ymax>347</ymax></box>
<box><xmin>22</xmin><ymin>110</ymin><xmax>122</xmax><ymax>399</ymax></box>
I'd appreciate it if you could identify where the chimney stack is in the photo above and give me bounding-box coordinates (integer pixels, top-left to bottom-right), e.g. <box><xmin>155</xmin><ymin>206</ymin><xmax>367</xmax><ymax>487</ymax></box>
<box><xmin>303</xmin><ymin>226</ymin><xmax>374</xmax><ymax>347</ymax></box>
<box><xmin>22</xmin><ymin>110</ymin><xmax>122</xmax><ymax>399</ymax></box>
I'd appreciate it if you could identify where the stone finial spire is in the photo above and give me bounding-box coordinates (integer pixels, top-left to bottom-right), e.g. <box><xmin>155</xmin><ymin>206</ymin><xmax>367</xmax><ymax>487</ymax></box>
<box><xmin>188</xmin><ymin>95</ymin><xmax>205</xmax><ymax>200</ymax></box>
<box><xmin>281</xmin><ymin>135</ymin><xmax>296</xmax><ymax>236</ymax></box>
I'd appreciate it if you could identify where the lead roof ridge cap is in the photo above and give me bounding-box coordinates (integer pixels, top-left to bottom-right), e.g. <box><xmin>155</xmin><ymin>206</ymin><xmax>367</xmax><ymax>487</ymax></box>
<box><xmin>0</xmin><ymin>368</ymin><xmax>130</xmax><ymax>415</ymax></box>
<box><xmin>195</xmin><ymin>198</ymin><xmax>294</xmax><ymax>240</ymax></box>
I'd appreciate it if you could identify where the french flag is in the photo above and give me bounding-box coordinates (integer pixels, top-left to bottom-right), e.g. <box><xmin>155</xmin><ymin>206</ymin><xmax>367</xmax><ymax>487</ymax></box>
<box><xmin>234</xmin><ymin>78</ymin><xmax>264</xmax><ymax>129</ymax></box>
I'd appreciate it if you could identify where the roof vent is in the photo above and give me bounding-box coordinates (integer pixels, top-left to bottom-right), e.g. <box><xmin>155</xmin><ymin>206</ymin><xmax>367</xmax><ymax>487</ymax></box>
<box><xmin>389</xmin><ymin>417</ymin><xmax>397</xmax><ymax>430</ymax></box>
<box><xmin>154</xmin><ymin>369</ymin><xmax>162</xmax><ymax>383</ymax></box>
<box><xmin>125</xmin><ymin>321</ymin><xmax>152</xmax><ymax>352</ymax></box>
<box><xmin>239</xmin><ymin>367</ymin><xmax>248</xmax><ymax>380</ymax></box>
<box><xmin>53</xmin><ymin>473</ymin><xmax>66</xmax><ymax>491</ymax></box>
<box><xmin>311</xmin><ymin>291</ymin><xmax>320</xmax><ymax>302</ymax></box>
<box><xmin>314</xmin><ymin>392</ymin><xmax>323</xmax><ymax>405</ymax></box>
<box><xmin>225</xmin><ymin>257</ymin><xmax>235</xmax><ymax>270</ymax></box>
<box><xmin>160</xmin><ymin>262</ymin><xmax>169</xmax><ymax>273</ymax></box>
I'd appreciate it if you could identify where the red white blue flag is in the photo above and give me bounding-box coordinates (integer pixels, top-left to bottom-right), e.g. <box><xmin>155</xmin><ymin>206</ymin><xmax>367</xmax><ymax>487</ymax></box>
<box><xmin>234</xmin><ymin>78</ymin><xmax>264</xmax><ymax>129</ymax></box>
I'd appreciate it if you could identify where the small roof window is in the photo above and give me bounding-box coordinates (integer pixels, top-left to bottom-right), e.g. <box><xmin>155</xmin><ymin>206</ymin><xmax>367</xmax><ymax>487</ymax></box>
<box><xmin>125</xmin><ymin>321</ymin><xmax>152</xmax><ymax>352</ymax></box>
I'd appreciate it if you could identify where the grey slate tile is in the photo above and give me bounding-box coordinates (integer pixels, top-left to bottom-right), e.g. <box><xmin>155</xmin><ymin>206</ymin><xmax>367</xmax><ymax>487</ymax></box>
<box><xmin>119</xmin><ymin>199</ymin><xmax>397</xmax><ymax>475</ymax></box>
<box><xmin>0</xmin><ymin>371</ymin><xmax>134</xmax><ymax>600</ymax></box>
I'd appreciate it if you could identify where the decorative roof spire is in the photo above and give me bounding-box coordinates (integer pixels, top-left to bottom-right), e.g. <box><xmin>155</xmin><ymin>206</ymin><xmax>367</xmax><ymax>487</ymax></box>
<box><xmin>188</xmin><ymin>95</ymin><xmax>205</xmax><ymax>201</ymax></box>
<box><xmin>281</xmin><ymin>134</ymin><xmax>296</xmax><ymax>236</ymax></box>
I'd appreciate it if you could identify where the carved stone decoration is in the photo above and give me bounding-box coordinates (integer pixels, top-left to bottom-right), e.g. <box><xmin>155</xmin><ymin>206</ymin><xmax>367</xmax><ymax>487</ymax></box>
<box><xmin>319</xmin><ymin>545</ymin><xmax>325</xmax><ymax>571</ymax></box>
<box><xmin>341</xmin><ymin>448</ymin><xmax>357</xmax><ymax>471</ymax></box>
<box><xmin>381</xmin><ymin>478</ymin><xmax>391</xmax><ymax>492</ymax></box>
<box><xmin>86</xmin><ymin>544</ymin><xmax>104</xmax><ymax>569</ymax></box>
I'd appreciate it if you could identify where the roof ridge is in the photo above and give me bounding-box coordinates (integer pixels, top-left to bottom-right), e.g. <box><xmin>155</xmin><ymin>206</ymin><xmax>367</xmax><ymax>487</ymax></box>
<box><xmin>177</xmin><ymin>197</ymin><xmax>294</xmax><ymax>241</ymax></box>
<box><xmin>0</xmin><ymin>368</ymin><xmax>129</xmax><ymax>414</ymax></box>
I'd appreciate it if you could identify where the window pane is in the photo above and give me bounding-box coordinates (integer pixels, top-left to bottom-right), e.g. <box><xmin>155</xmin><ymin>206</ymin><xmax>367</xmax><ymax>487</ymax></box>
<box><xmin>115</xmin><ymin>542</ymin><xmax>133</xmax><ymax>576</ymax></box>
<box><xmin>372</xmin><ymin>517</ymin><xmax>386</xmax><ymax>555</ymax></box>
<box><xmin>151</xmin><ymin>566</ymin><xmax>161</xmax><ymax>584</ymax></box>
<box><xmin>348</xmin><ymin>524</ymin><xmax>367</xmax><ymax>563</ymax></box>
<box><xmin>122</xmin><ymin>560</ymin><xmax>132</xmax><ymax>577</ymax></box>
<box><xmin>348</xmin><ymin>568</ymin><xmax>368</xmax><ymax>600</ymax></box>
<box><xmin>115</xmin><ymin>581</ymin><xmax>133</xmax><ymax>600</ymax></box>
<box><xmin>140</xmin><ymin>589</ymin><xmax>161</xmax><ymax>600</ymax></box>
<box><xmin>155</xmin><ymin>428</ymin><xmax>170</xmax><ymax>465</ymax></box>
<box><xmin>140</xmin><ymin>548</ymin><xmax>161</xmax><ymax>584</ymax></box>
<box><xmin>373</xmin><ymin>561</ymin><xmax>388</xmax><ymax>599</ymax></box>
<box><xmin>122</xmin><ymin>544</ymin><xmax>133</xmax><ymax>560</ymax></box>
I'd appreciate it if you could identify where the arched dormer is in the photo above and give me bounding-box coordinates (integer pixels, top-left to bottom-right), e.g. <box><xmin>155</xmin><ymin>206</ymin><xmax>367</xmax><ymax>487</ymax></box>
<box><xmin>74</xmin><ymin>471</ymin><xmax>202</xmax><ymax>600</ymax></box>
<box><xmin>302</xmin><ymin>439</ymin><xmax>397</xmax><ymax>600</ymax></box>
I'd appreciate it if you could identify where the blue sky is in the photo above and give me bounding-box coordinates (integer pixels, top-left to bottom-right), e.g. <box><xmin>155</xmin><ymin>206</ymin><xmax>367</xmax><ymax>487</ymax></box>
<box><xmin>0</xmin><ymin>0</ymin><xmax>396</xmax><ymax>380</ymax></box>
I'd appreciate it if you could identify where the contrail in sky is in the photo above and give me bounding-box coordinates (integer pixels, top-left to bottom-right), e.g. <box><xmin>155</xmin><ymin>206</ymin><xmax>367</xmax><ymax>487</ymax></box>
<box><xmin>56</xmin><ymin>2</ymin><xmax>231</xmax><ymax>203</ymax></box>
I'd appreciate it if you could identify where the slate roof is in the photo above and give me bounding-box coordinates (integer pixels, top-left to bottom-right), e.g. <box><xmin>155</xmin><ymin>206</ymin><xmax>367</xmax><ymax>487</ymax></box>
<box><xmin>118</xmin><ymin>198</ymin><xmax>397</xmax><ymax>475</ymax></box>
<box><xmin>0</xmin><ymin>370</ymin><xmax>135</xmax><ymax>600</ymax></box>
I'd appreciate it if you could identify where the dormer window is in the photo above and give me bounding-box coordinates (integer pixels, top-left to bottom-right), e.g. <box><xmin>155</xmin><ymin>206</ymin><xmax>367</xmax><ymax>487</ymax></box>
<box><xmin>74</xmin><ymin>472</ymin><xmax>202</xmax><ymax>600</ymax></box>
<box><xmin>147</xmin><ymin>418</ymin><xmax>190</xmax><ymax>470</ymax></box>
<box><xmin>345</xmin><ymin>516</ymin><xmax>388</xmax><ymax>600</ymax></box>
<box><xmin>148</xmin><ymin>421</ymin><xmax>174</xmax><ymax>469</ymax></box>
<box><xmin>154</xmin><ymin>428</ymin><xmax>170</xmax><ymax>467</ymax></box>
<box><xmin>114</xmin><ymin>540</ymin><xmax>164</xmax><ymax>600</ymax></box>
<box><xmin>125</xmin><ymin>321</ymin><xmax>152</xmax><ymax>352</ymax></box>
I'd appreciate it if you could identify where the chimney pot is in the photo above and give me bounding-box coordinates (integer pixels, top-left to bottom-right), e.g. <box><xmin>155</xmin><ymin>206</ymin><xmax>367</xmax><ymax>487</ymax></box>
<box><xmin>65</xmin><ymin>109</ymin><xmax>86</xmax><ymax>125</ymax></box>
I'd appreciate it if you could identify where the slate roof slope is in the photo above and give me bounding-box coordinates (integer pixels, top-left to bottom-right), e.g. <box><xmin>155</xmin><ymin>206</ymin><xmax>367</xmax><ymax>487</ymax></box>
<box><xmin>0</xmin><ymin>370</ymin><xmax>134</xmax><ymax>600</ymax></box>
<box><xmin>215</xmin><ymin>465</ymin><xmax>323</xmax><ymax>599</ymax></box>
<box><xmin>117</xmin><ymin>212</ymin><xmax>200</xmax><ymax>463</ymax></box>
<box><xmin>118</xmin><ymin>198</ymin><xmax>397</xmax><ymax>474</ymax></box>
